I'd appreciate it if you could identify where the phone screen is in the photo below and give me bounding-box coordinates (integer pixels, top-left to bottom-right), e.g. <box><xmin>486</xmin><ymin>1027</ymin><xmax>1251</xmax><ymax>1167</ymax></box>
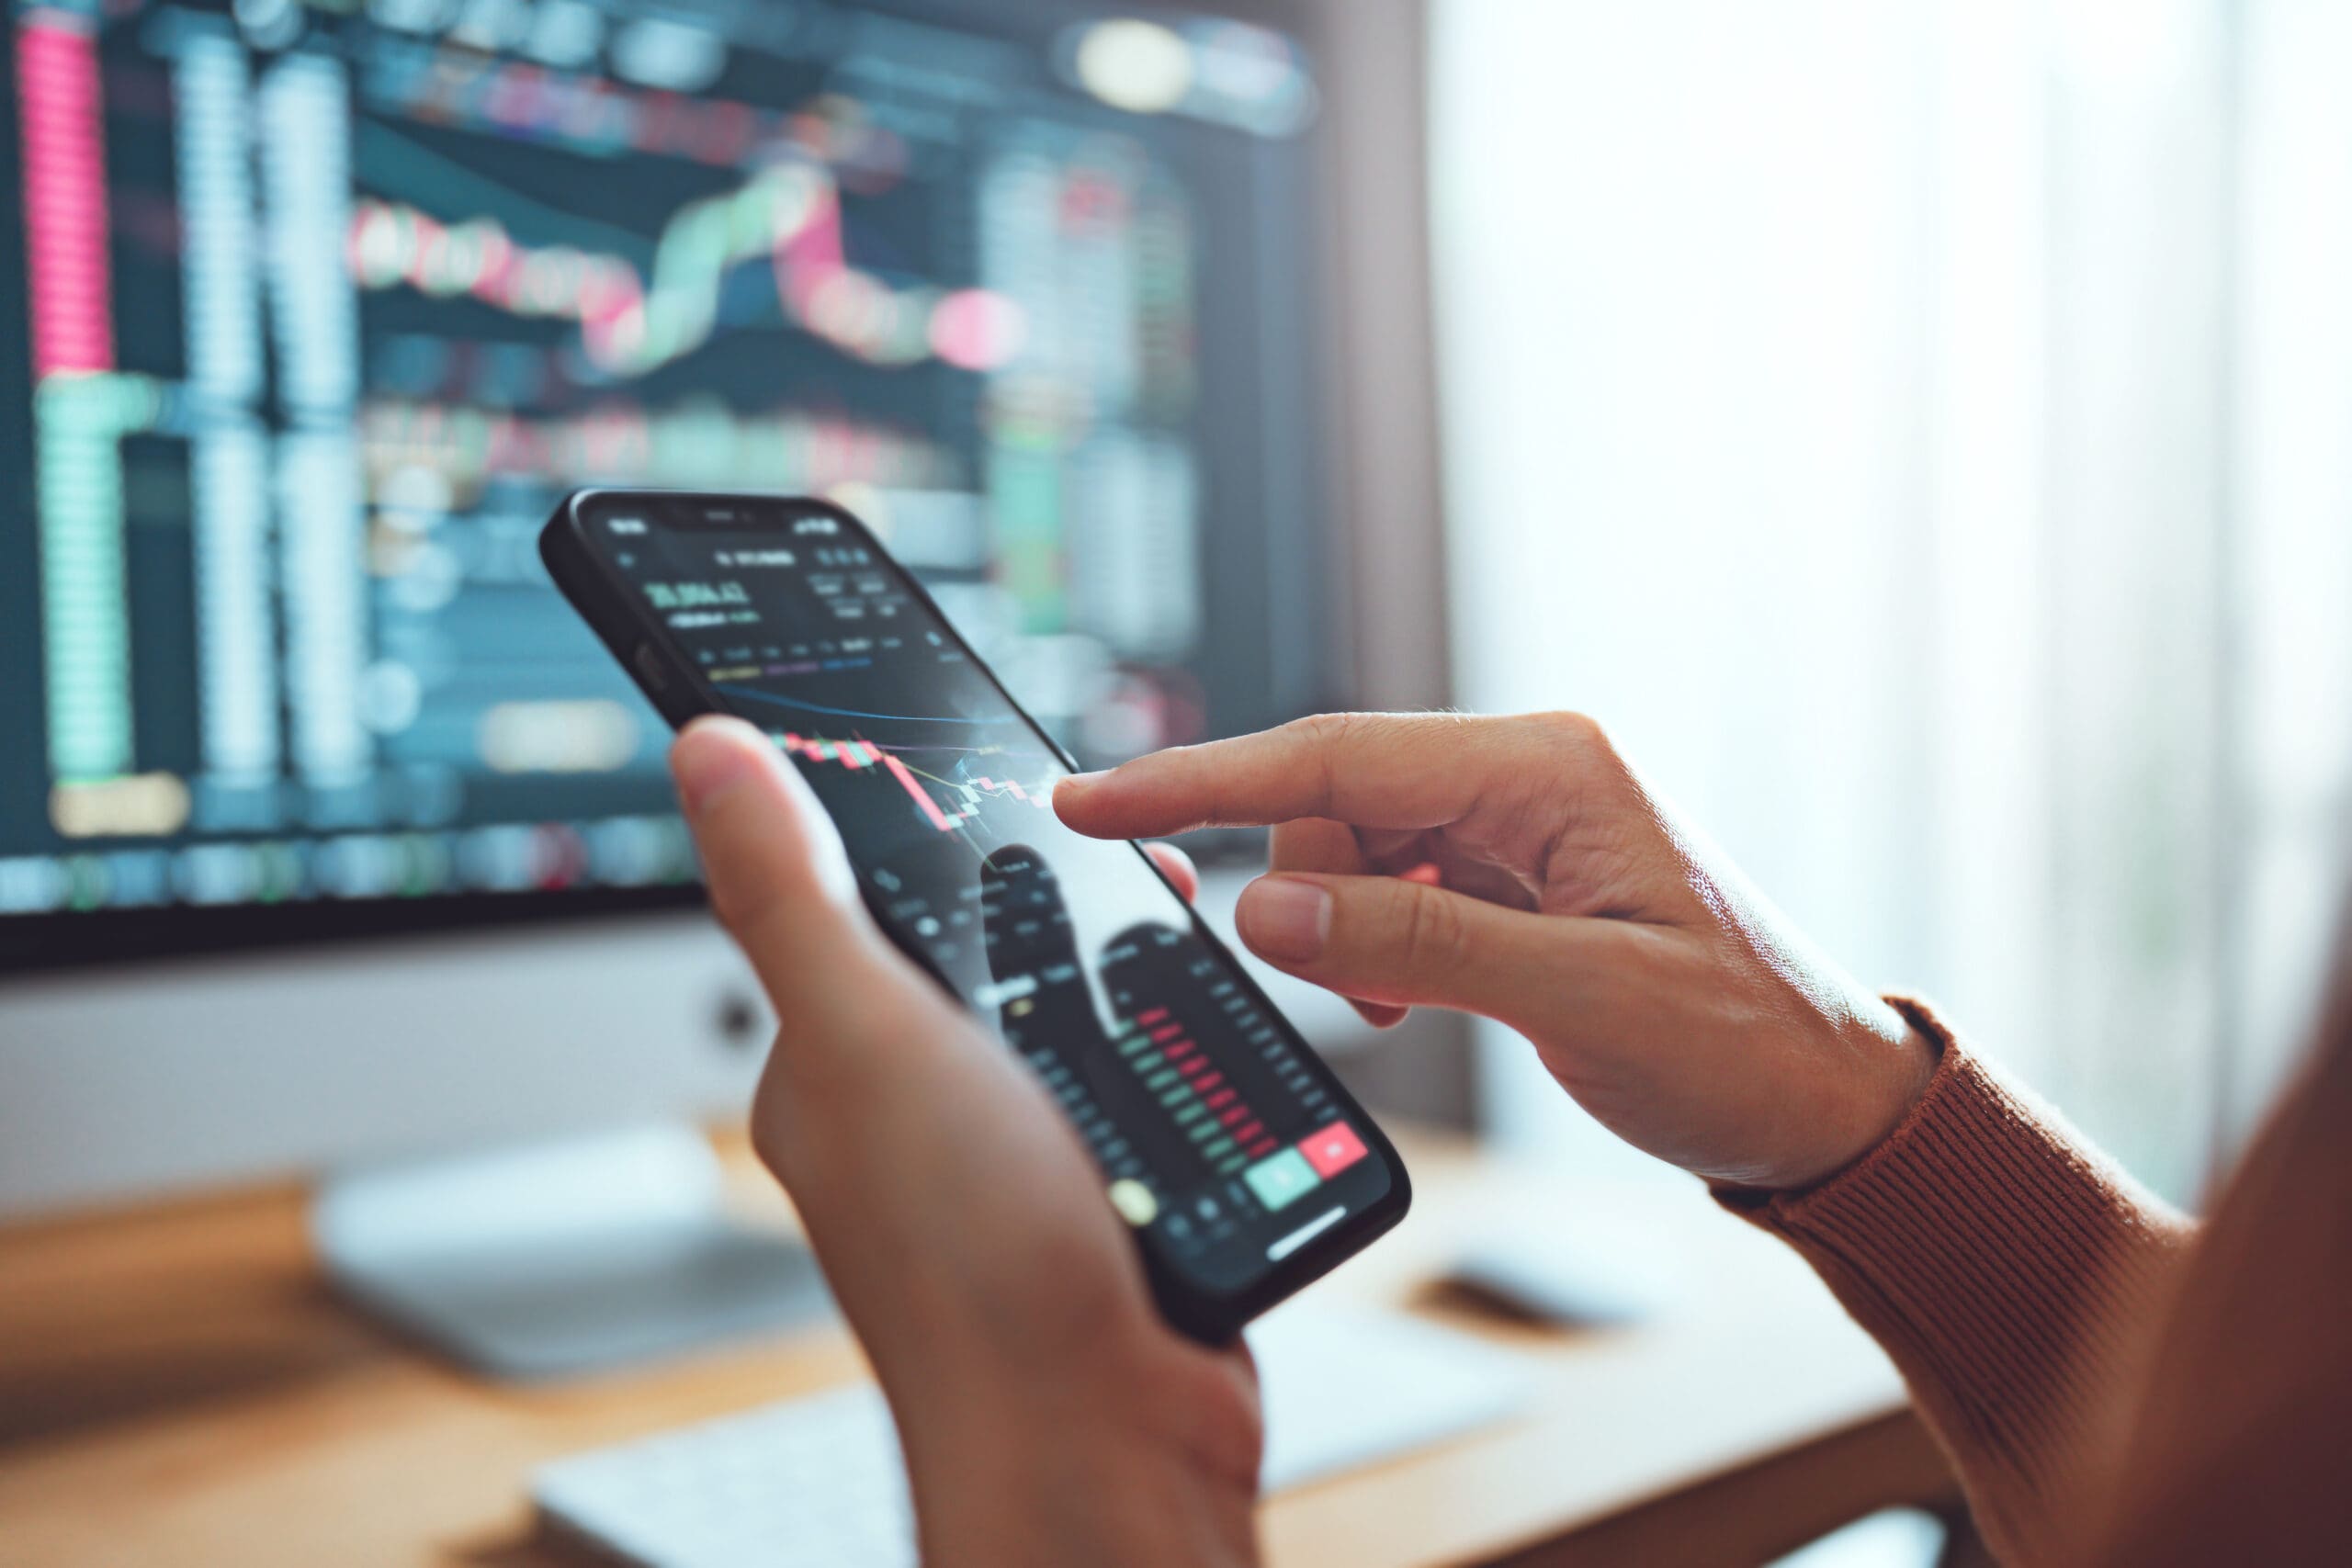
<box><xmin>572</xmin><ymin>494</ymin><xmax>1398</xmax><ymax>1300</ymax></box>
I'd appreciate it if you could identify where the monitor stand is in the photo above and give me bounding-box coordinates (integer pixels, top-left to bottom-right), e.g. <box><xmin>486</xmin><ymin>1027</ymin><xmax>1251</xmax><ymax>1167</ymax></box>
<box><xmin>311</xmin><ymin>1124</ymin><xmax>832</xmax><ymax>1380</ymax></box>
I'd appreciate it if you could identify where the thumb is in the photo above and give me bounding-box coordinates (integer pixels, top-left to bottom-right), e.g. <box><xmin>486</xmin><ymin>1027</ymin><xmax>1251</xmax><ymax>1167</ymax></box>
<box><xmin>671</xmin><ymin>719</ymin><xmax>1146</xmax><ymax>1388</ymax></box>
<box><xmin>669</xmin><ymin>716</ymin><xmax>917</xmax><ymax>1032</ymax></box>
<box><xmin>1232</xmin><ymin>872</ymin><xmax>1594</xmax><ymax>1027</ymax></box>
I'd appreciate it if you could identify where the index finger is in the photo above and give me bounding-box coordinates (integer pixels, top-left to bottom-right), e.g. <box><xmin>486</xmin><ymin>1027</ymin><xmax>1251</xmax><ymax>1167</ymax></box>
<box><xmin>1054</xmin><ymin>711</ymin><xmax>1592</xmax><ymax>840</ymax></box>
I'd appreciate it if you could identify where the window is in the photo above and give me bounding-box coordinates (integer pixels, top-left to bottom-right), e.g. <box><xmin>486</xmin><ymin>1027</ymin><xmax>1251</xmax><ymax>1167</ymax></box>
<box><xmin>1431</xmin><ymin>0</ymin><xmax>2352</xmax><ymax>1201</ymax></box>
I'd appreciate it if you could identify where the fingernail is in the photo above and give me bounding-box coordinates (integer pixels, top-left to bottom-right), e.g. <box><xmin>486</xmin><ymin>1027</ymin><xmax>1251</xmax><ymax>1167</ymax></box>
<box><xmin>1238</xmin><ymin>877</ymin><xmax>1332</xmax><ymax>963</ymax></box>
<box><xmin>672</xmin><ymin>728</ymin><xmax>763</xmax><ymax>817</ymax></box>
<box><xmin>1057</xmin><ymin>771</ymin><xmax>1109</xmax><ymax>793</ymax></box>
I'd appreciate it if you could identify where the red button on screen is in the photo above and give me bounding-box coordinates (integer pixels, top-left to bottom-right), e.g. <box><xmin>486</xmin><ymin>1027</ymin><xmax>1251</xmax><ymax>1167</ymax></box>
<box><xmin>1298</xmin><ymin>1121</ymin><xmax>1369</xmax><ymax>1178</ymax></box>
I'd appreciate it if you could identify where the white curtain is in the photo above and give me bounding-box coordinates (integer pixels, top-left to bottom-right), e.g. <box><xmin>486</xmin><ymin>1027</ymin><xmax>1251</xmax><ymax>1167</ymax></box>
<box><xmin>1429</xmin><ymin>0</ymin><xmax>2352</xmax><ymax>1201</ymax></box>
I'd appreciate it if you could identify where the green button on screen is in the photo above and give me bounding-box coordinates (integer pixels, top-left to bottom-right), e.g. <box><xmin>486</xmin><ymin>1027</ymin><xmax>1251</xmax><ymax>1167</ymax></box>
<box><xmin>1242</xmin><ymin>1147</ymin><xmax>1321</xmax><ymax>1211</ymax></box>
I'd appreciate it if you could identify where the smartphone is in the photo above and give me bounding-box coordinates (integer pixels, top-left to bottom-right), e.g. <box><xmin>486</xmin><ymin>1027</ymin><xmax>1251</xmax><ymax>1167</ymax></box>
<box><xmin>540</xmin><ymin>489</ymin><xmax>1410</xmax><ymax>1342</ymax></box>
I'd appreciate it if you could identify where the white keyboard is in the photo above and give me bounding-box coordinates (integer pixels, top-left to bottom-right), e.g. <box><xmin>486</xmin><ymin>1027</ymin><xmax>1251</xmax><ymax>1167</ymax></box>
<box><xmin>535</xmin><ymin>1304</ymin><xmax>1531</xmax><ymax>1568</ymax></box>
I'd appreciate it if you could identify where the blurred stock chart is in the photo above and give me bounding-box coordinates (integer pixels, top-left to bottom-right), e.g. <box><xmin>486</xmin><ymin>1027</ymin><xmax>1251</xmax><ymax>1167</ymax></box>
<box><xmin>1</xmin><ymin>0</ymin><xmax>1332</xmax><ymax>956</ymax></box>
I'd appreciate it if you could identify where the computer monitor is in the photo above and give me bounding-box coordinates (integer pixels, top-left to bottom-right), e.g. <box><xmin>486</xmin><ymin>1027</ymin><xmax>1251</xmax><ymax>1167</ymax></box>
<box><xmin>0</xmin><ymin>0</ymin><xmax>1446</xmax><ymax>1310</ymax></box>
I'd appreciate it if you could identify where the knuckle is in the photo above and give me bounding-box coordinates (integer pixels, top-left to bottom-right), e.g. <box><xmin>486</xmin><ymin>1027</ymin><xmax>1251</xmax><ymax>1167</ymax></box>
<box><xmin>1395</xmin><ymin>883</ymin><xmax>1471</xmax><ymax>973</ymax></box>
<box><xmin>1282</xmin><ymin>712</ymin><xmax>1368</xmax><ymax>817</ymax></box>
<box><xmin>1291</xmin><ymin>710</ymin><xmax>1363</xmax><ymax>752</ymax></box>
<box><xmin>1521</xmin><ymin>711</ymin><xmax>1640</xmax><ymax>810</ymax></box>
<box><xmin>1526</xmin><ymin>709</ymin><xmax>1611</xmax><ymax>756</ymax></box>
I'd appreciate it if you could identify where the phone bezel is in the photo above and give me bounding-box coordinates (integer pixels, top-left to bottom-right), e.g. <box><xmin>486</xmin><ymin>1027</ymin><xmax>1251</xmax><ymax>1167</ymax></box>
<box><xmin>540</xmin><ymin>487</ymin><xmax>1412</xmax><ymax>1343</ymax></box>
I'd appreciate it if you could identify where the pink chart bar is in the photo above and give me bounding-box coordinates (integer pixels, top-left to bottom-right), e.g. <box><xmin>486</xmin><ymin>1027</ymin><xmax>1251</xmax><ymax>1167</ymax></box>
<box><xmin>19</xmin><ymin>20</ymin><xmax>116</xmax><ymax>375</ymax></box>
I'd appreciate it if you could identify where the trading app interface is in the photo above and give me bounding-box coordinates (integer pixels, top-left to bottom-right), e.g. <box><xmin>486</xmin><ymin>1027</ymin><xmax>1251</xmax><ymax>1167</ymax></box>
<box><xmin>594</xmin><ymin>501</ymin><xmax>1392</xmax><ymax>1290</ymax></box>
<box><xmin>1</xmin><ymin>0</ymin><xmax>1327</xmax><ymax>960</ymax></box>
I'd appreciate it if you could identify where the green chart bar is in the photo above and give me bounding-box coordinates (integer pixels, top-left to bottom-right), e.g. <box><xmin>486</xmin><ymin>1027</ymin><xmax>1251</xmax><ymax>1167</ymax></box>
<box><xmin>33</xmin><ymin>376</ymin><xmax>160</xmax><ymax>783</ymax></box>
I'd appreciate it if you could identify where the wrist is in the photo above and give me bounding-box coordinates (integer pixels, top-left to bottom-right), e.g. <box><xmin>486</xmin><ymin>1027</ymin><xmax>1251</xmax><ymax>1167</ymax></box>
<box><xmin>1817</xmin><ymin>999</ymin><xmax>1939</xmax><ymax>1186</ymax></box>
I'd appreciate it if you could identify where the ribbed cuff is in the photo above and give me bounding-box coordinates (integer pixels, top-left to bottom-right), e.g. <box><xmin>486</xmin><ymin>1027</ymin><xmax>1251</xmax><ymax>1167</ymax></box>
<box><xmin>1715</xmin><ymin>998</ymin><xmax>2193</xmax><ymax>1552</ymax></box>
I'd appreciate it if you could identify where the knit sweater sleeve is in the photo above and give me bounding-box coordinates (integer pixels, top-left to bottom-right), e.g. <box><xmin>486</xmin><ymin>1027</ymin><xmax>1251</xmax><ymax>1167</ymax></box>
<box><xmin>1714</xmin><ymin>998</ymin><xmax>2197</xmax><ymax>1565</ymax></box>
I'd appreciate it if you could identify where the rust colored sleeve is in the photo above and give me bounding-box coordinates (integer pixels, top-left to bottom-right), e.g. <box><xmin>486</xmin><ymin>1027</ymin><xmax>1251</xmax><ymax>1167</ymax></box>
<box><xmin>1716</xmin><ymin>998</ymin><xmax>2196</xmax><ymax>1564</ymax></box>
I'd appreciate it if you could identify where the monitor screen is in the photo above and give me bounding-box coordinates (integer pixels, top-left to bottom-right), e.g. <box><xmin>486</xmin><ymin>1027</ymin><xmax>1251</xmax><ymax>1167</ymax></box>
<box><xmin>0</xmin><ymin>0</ymin><xmax>1330</xmax><ymax>972</ymax></box>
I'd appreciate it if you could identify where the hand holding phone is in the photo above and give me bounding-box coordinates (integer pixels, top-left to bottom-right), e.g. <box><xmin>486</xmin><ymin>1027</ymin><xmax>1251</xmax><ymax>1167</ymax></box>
<box><xmin>540</xmin><ymin>490</ymin><xmax>1409</xmax><ymax>1343</ymax></box>
<box><xmin>668</xmin><ymin>716</ymin><xmax>1265</xmax><ymax>1566</ymax></box>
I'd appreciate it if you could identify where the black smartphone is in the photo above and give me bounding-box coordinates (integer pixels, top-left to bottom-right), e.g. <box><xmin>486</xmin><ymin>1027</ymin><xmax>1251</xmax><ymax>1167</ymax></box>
<box><xmin>540</xmin><ymin>489</ymin><xmax>1409</xmax><ymax>1342</ymax></box>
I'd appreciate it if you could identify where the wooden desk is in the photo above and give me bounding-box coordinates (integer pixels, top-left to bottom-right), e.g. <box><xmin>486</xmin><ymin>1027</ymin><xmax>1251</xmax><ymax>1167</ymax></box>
<box><xmin>0</xmin><ymin>1134</ymin><xmax>1954</xmax><ymax>1566</ymax></box>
